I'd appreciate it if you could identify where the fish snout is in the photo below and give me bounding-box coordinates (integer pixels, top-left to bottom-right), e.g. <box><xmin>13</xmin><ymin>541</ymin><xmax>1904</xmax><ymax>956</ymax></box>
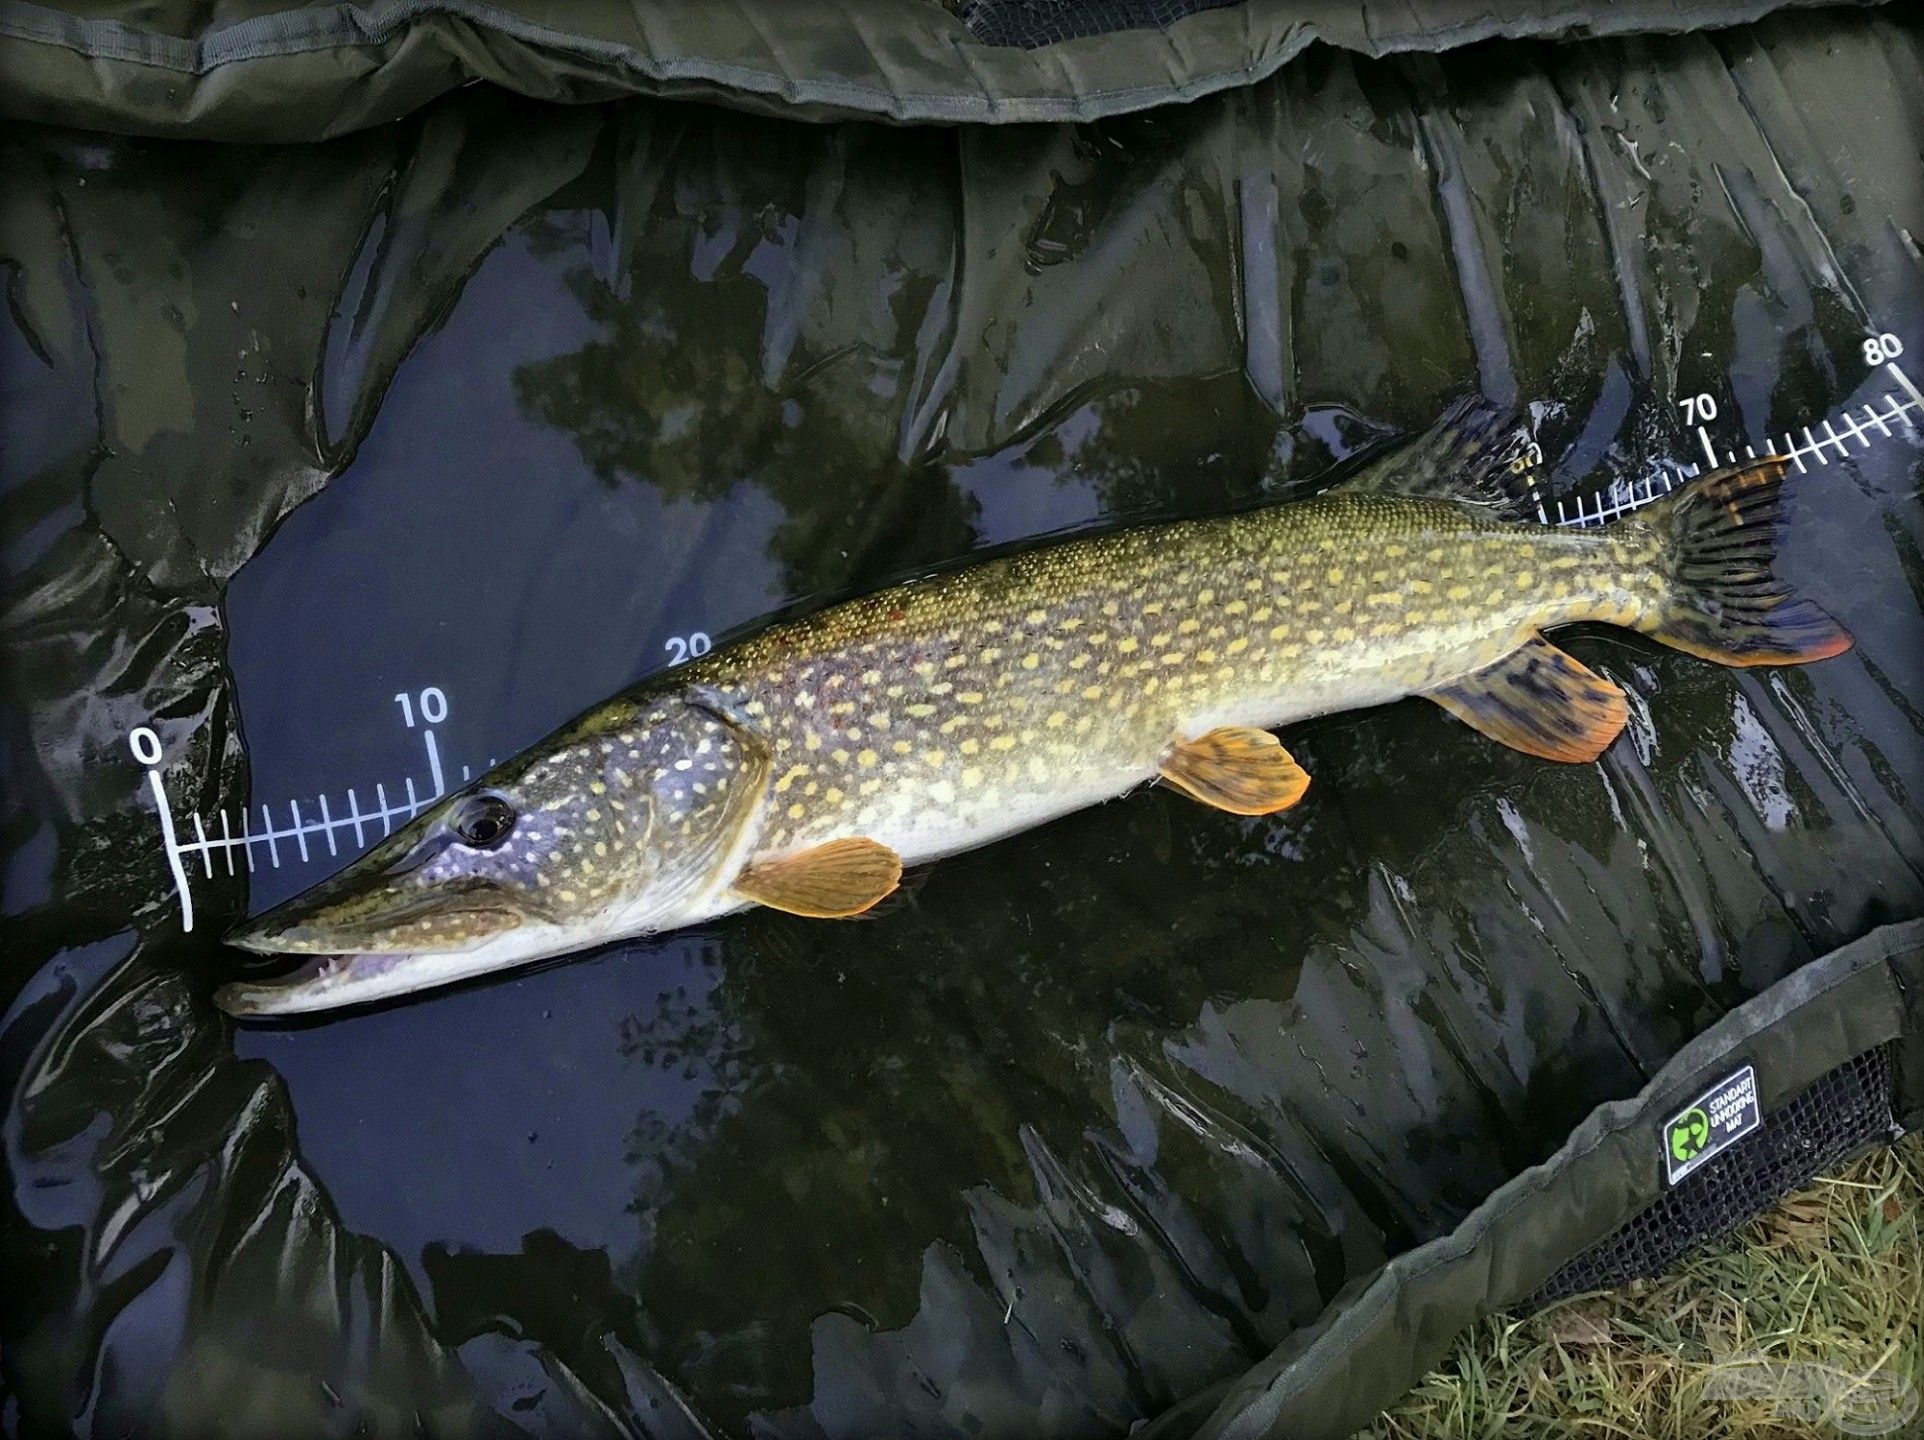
<box><xmin>215</xmin><ymin>915</ymin><xmax>546</xmax><ymax>1018</ymax></box>
<box><xmin>225</xmin><ymin>911</ymin><xmax>357</xmax><ymax>956</ymax></box>
<box><xmin>226</xmin><ymin>865</ymin><xmax>522</xmax><ymax>955</ymax></box>
<box><xmin>219</xmin><ymin>841</ymin><xmax>535</xmax><ymax>1016</ymax></box>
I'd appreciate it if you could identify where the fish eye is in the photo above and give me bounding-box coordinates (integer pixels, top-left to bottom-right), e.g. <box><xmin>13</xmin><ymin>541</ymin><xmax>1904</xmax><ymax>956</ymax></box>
<box><xmin>449</xmin><ymin>793</ymin><xmax>515</xmax><ymax>849</ymax></box>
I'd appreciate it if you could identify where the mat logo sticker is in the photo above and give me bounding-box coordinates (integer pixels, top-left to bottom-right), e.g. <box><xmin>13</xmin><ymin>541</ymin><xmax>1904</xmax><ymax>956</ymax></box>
<box><xmin>1661</xmin><ymin>1064</ymin><xmax>1760</xmax><ymax>1186</ymax></box>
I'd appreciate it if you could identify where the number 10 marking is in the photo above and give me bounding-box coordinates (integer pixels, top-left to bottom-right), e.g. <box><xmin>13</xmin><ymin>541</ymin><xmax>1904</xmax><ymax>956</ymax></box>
<box><xmin>393</xmin><ymin>687</ymin><xmax>448</xmax><ymax>728</ymax></box>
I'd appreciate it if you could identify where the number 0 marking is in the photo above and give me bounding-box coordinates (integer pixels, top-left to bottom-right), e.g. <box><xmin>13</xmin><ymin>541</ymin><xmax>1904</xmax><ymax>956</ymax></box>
<box><xmin>129</xmin><ymin>727</ymin><xmax>163</xmax><ymax>767</ymax></box>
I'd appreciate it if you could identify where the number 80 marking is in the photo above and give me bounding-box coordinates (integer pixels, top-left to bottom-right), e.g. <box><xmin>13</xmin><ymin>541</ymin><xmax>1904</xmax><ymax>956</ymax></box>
<box><xmin>1864</xmin><ymin>333</ymin><xmax>1904</xmax><ymax>365</ymax></box>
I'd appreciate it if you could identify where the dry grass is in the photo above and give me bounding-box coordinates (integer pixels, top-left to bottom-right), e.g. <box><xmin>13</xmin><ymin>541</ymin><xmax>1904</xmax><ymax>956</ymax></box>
<box><xmin>1360</xmin><ymin>1136</ymin><xmax>1924</xmax><ymax>1439</ymax></box>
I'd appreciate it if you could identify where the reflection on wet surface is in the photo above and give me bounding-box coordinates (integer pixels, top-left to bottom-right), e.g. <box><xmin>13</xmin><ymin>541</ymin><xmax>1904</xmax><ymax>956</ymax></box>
<box><xmin>2</xmin><ymin>10</ymin><xmax>1922</xmax><ymax>1436</ymax></box>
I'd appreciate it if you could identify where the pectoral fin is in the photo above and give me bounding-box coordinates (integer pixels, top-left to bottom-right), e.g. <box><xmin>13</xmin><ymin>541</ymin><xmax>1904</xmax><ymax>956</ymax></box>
<box><xmin>1160</xmin><ymin>727</ymin><xmax>1310</xmax><ymax>815</ymax></box>
<box><xmin>1428</xmin><ymin>636</ymin><xmax>1627</xmax><ymax>762</ymax></box>
<box><xmin>732</xmin><ymin>837</ymin><xmax>903</xmax><ymax>918</ymax></box>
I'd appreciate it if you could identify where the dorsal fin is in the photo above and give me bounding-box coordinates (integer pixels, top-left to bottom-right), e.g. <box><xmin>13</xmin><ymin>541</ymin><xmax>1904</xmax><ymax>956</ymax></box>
<box><xmin>1335</xmin><ymin>396</ymin><xmax>1546</xmax><ymax>523</ymax></box>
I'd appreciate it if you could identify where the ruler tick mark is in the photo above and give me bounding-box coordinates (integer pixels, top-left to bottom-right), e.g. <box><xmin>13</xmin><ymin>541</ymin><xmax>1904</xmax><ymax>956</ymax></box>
<box><xmin>424</xmin><ymin>728</ymin><xmax>445</xmax><ymax>798</ymax></box>
<box><xmin>148</xmin><ymin>769</ymin><xmax>195</xmax><ymax>932</ymax></box>
<box><xmin>1889</xmin><ymin>362</ymin><xmax>1924</xmax><ymax>413</ymax></box>
<box><xmin>192</xmin><ymin>812</ymin><xmax>212</xmax><ymax>879</ymax></box>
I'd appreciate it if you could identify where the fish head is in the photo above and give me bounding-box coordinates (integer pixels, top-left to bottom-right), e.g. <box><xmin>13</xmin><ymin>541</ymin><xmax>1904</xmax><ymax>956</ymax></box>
<box><xmin>219</xmin><ymin>691</ymin><xmax>768</xmax><ymax>1017</ymax></box>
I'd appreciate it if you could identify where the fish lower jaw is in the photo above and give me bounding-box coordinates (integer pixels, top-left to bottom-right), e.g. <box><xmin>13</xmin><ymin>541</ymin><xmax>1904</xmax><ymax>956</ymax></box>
<box><xmin>216</xmin><ymin>928</ymin><xmax>578</xmax><ymax>1018</ymax></box>
<box><xmin>219</xmin><ymin>875</ymin><xmax>798</xmax><ymax>1019</ymax></box>
<box><xmin>213</xmin><ymin>902</ymin><xmax>733</xmax><ymax>1018</ymax></box>
<box><xmin>214</xmin><ymin>951</ymin><xmax>409</xmax><ymax>1017</ymax></box>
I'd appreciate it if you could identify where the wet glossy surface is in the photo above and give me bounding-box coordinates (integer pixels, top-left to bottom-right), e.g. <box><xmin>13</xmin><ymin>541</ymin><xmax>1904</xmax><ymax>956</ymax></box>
<box><xmin>2</xmin><ymin>11</ymin><xmax>1921</xmax><ymax>1437</ymax></box>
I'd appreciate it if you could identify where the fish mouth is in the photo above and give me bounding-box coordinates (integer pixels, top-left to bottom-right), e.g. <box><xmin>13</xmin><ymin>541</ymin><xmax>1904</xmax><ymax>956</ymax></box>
<box><xmin>222</xmin><ymin>884</ymin><xmax>526</xmax><ymax>1018</ymax></box>
<box><xmin>214</xmin><ymin>951</ymin><xmax>416</xmax><ymax>1018</ymax></box>
<box><xmin>215</xmin><ymin>911</ymin><xmax>530</xmax><ymax>1017</ymax></box>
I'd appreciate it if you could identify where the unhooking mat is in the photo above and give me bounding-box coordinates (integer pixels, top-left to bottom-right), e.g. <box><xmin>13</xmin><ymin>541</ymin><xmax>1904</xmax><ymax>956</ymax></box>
<box><xmin>1</xmin><ymin>4</ymin><xmax>1922</xmax><ymax>1438</ymax></box>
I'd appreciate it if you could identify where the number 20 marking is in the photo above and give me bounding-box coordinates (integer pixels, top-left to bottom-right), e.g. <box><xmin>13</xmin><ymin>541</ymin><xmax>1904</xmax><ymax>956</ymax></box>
<box><xmin>665</xmin><ymin>632</ymin><xmax>712</xmax><ymax>665</ymax></box>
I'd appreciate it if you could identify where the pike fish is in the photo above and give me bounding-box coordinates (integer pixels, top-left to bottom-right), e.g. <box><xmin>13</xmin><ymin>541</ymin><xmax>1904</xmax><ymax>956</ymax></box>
<box><xmin>222</xmin><ymin>402</ymin><xmax>1851</xmax><ymax>1015</ymax></box>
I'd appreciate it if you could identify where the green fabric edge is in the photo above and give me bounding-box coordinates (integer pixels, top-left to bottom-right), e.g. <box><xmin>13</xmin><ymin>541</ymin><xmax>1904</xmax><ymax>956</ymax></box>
<box><xmin>1145</xmin><ymin>917</ymin><xmax>1924</xmax><ymax>1440</ymax></box>
<box><xmin>0</xmin><ymin>0</ymin><xmax>1883</xmax><ymax>136</ymax></box>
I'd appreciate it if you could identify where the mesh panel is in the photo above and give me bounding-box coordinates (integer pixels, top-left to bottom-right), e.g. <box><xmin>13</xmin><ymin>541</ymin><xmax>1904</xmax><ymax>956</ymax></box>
<box><xmin>1528</xmin><ymin>1046</ymin><xmax>1895</xmax><ymax>1309</ymax></box>
<box><xmin>958</xmin><ymin>0</ymin><xmax>1246</xmax><ymax>48</ymax></box>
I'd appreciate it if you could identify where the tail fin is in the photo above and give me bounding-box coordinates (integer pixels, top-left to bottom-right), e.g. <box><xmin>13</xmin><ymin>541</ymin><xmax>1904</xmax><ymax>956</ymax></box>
<box><xmin>1633</xmin><ymin>458</ymin><xmax>1852</xmax><ymax>667</ymax></box>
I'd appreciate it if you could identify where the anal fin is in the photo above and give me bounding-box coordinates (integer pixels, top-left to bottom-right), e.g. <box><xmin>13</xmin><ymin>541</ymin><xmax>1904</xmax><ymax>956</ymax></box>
<box><xmin>732</xmin><ymin>837</ymin><xmax>903</xmax><ymax>918</ymax></box>
<box><xmin>1428</xmin><ymin>636</ymin><xmax>1627</xmax><ymax>763</ymax></box>
<box><xmin>1160</xmin><ymin>727</ymin><xmax>1310</xmax><ymax>815</ymax></box>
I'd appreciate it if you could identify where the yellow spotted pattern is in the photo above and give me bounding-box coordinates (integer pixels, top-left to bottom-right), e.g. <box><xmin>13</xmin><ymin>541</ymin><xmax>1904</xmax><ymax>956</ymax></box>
<box><xmin>656</xmin><ymin>493</ymin><xmax>1667</xmax><ymax>859</ymax></box>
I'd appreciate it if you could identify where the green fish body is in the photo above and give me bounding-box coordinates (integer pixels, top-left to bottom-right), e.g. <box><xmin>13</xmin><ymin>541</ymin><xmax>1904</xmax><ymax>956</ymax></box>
<box><xmin>222</xmin><ymin>405</ymin><xmax>1850</xmax><ymax>1015</ymax></box>
<box><xmin>683</xmin><ymin>492</ymin><xmax>1644</xmax><ymax>865</ymax></box>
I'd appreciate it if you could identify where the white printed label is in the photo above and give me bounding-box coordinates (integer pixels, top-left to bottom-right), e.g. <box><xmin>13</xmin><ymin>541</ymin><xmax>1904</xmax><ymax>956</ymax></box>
<box><xmin>1661</xmin><ymin>1063</ymin><xmax>1761</xmax><ymax>1186</ymax></box>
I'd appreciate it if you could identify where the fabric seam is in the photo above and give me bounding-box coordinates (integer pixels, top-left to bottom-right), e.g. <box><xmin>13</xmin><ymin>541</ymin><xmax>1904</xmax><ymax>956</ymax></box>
<box><xmin>0</xmin><ymin>0</ymin><xmax>1881</xmax><ymax>126</ymax></box>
